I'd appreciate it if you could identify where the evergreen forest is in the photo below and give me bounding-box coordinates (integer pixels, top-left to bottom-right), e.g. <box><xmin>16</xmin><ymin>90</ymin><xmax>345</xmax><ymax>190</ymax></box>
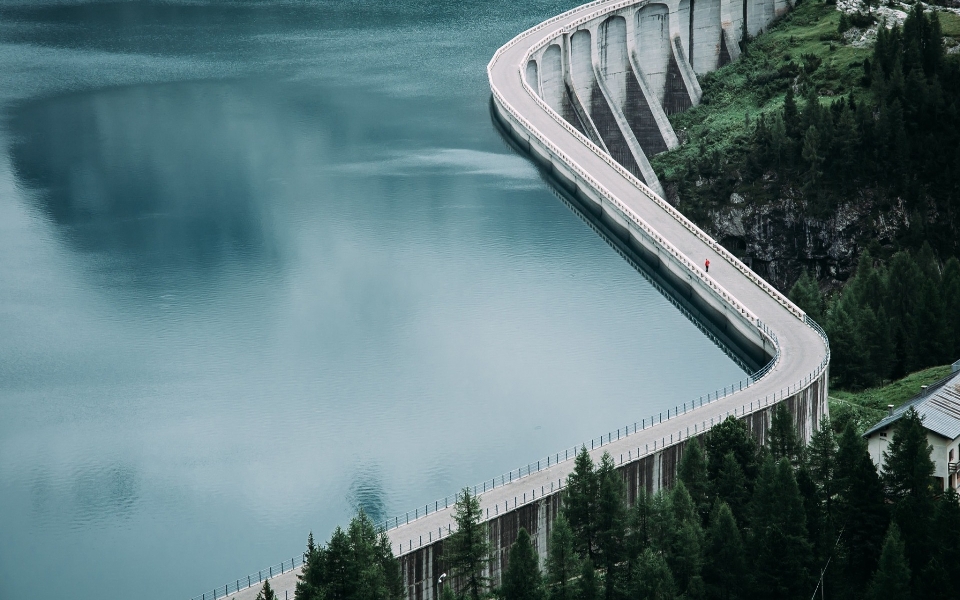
<box><xmin>282</xmin><ymin>405</ymin><xmax>960</xmax><ymax>600</ymax></box>
<box><xmin>651</xmin><ymin>2</ymin><xmax>960</xmax><ymax>391</ymax></box>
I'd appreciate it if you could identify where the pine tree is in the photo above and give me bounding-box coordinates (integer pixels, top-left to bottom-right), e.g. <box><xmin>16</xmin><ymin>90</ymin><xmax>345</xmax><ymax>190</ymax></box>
<box><xmin>915</xmin><ymin>487</ymin><xmax>960</xmax><ymax>600</ymax></box>
<box><xmin>867</xmin><ymin>524</ymin><xmax>910</xmax><ymax>600</ymax></box>
<box><xmin>788</xmin><ymin>270</ymin><xmax>822</xmax><ymax>324</ymax></box>
<box><xmin>546</xmin><ymin>516</ymin><xmax>579</xmax><ymax>600</ymax></box>
<box><xmin>941</xmin><ymin>257</ymin><xmax>960</xmax><ymax>360</ymax></box>
<box><xmin>704</xmin><ymin>416</ymin><xmax>758</xmax><ymax>486</ymax></box>
<box><xmin>626</xmin><ymin>489</ymin><xmax>653</xmax><ymax>561</ymax></box>
<box><xmin>297</xmin><ymin>532</ymin><xmax>325</xmax><ymax>600</ymax></box>
<box><xmin>593</xmin><ymin>453</ymin><xmax>625</xmax><ymax>600</ymax></box>
<box><xmin>834</xmin><ymin>423</ymin><xmax>889</xmax><ymax>597</ymax></box>
<box><xmin>882</xmin><ymin>407</ymin><xmax>936</xmax><ymax>583</ymax></box>
<box><xmin>445</xmin><ymin>488</ymin><xmax>490</xmax><ymax>600</ymax></box>
<box><xmin>806</xmin><ymin>420</ymin><xmax>837</xmax><ymax>529</ymax></box>
<box><xmin>504</xmin><ymin>528</ymin><xmax>545</xmax><ymax>600</ymax></box>
<box><xmin>713</xmin><ymin>452</ymin><xmax>749</xmax><ymax>526</ymax></box>
<box><xmin>632</xmin><ymin>549</ymin><xmax>677</xmax><ymax>600</ymax></box>
<box><xmin>677</xmin><ymin>439</ymin><xmax>712</xmax><ymax>524</ymax></box>
<box><xmin>564</xmin><ymin>447</ymin><xmax>598</xmax><ymax>560</ymax></box>
<box><xmin>702</xmin><ymin>502</ymin><xmax>746</xmax><ymax>600</ymax></box>
<box><xmin>667</xmin><ymin>482</ymin><xmax>704</xmax><ymax>596</ymax></box>
<box><xmin>749</xmin><ymin>456</ymin><xmax>811</xmax><ymax>600</ymax></box>
<box><xmin>768</xmin><ymin>402</ymin><xmax>800</xmax><ymax>465</ymax></box>
<box><xmin>257</xmin><ymin>580</ymin><xmax>278</xmax><ymax>600</ymax></box>
<box><xmin>576</xmin><ymin>559</ymin><xmax>599</xmax><ymax>600</ymax></box>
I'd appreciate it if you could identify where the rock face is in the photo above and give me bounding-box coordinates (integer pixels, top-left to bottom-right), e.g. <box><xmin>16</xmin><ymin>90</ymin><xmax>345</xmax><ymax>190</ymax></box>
<box><xmin>697</xmin><ymin>190</ymin><xmax>912</xmax><ymax>291</ymax></box>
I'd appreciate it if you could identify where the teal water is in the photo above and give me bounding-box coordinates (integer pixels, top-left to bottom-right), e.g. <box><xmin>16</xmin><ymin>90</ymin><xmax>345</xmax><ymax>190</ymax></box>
<box><xmin>0</xmin><ymin>2</ymin><xmax>744</xmax><ymax>599</ymax></box>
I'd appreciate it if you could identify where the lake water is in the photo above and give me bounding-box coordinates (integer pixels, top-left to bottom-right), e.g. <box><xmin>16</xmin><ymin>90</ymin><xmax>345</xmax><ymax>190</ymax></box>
<box><xmin>0</xmin><ymin>2</ymin><xmax>744</xmax><ymax>599</ymax></box>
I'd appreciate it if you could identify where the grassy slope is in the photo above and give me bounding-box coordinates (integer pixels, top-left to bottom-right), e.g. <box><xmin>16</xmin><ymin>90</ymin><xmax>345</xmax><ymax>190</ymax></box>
<box><xmin>829</xmin><ymin>364</ymin><xmax>954</xmax><ymax>433</ymax></box>
<box><xmin>652</xmin><ymin>0</ymin><xmax>871</xmax><ymax>182</ymax></box>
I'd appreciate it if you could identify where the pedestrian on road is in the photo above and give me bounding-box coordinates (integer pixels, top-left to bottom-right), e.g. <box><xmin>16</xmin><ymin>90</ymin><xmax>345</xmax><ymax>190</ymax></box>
<box><xmin>705</xmin><ymin>258</ymin><xmax>710</xmax><ymax>273</ymax></box>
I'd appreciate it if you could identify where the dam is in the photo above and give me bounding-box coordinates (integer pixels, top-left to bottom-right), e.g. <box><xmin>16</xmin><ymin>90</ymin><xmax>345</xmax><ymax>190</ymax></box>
<box><xmin>207</xmin><ymin>1</ymin><xmax>828</xmax><ymax>599</ymax></box>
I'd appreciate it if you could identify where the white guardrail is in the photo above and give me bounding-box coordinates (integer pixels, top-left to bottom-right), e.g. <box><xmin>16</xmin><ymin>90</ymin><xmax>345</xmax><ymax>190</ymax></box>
<box><xmin>189</xmin><ymin>3</ymin><xmax>834</xmax><ymax>596</ymax></box>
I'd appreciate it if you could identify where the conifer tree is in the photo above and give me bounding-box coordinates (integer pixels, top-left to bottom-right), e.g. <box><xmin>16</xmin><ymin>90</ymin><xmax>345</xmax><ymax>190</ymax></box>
<box><xmin>918</xmin><ymin>488</ymin><xmax>960</xmax><ymax>600</ymax></box>
<box><xmin>626</xmin><ymin>489</ymin><xmax>653</xmax><ymax>561</ymax></box>
<box><xmin>704</xmin><ymin>417</ymin><xmax>758</xmax><ymax>486</ymax></box>
<box><xmin>546</xmin><ymin>516</ymin><xmax>579</xmax><ymax>600</ymax></box>
<box><xmin>713</xmin><ymin>452</ymin><xmax>749</xmax><ymax>526</ymax></box>
<box><xmin>564</xmin><ymin>447</ymin><xmax>598</xmax><ymax>559</ymax></box>
<box><xmin>446</xmin><ymin>488</ymin><xmax>490</xmax><ymax>600</ymax></box>
<box><xmin>667</xmin><ymin>482</ymin><xmax>704</xmax><ymax>597</ymax></box>
<box><xmin>835</xmin><ymin>423</ymin><xmax>888</xmax><ymax>596</ymax></box>
<box><xmin>942</xmin><ymin>257</ymin><xmax>960</xmax><ymax>360</ymax></box>
<box><xmin>769</xmin><ymin>402</ymin><xmax>800</xmax><ymax>465</ymax></box>
<box><xmin>806</xmin><ymin>420</ymin><xmax>837</xmax><ymax>530</ymax></box>
<box><xmin>677</xmin><ymin>439</ymin><xmax>711</xmax><ymax>524</ymax></box>
<box><xmin>257</xmin><ymin>579</ymin><xmax>278</xmax><ymax>600</ymax></box>
<box><xmin>576</xmin><ymin>559</ymin><xmax>599</xmax><ymax>600</ymax></box>
<box><xmin>882</xmin><ymin>408</ymin><xmax>936</xmax><ymax>583</ymax></box>
<box><xmin>702</xmin><ymin>502</ymin><xmax>746</xmax><ymax>600</ymax></box>
<box><xmin>632</xmin><ymin>549</ymin><xmax>677</xmax><ymax>600</ymax></box>
<box><xmin>867</xmin><ymin>524</ymin><xmax>910</xmax><ymax>600</ymax></box>
<box><xmin>593</xmin><ymin>453</ymin><xmax>625</xmax><ymax>600</ymax></box>
<box><xmin>749</xmin><ymin>456</ymin><xmax>811</xmax><ymax>599</ymax></box>
<box><xmin>504</xmin><ymin>528</ymin><xmax>544</xmax><ymax>600</ymax></box>
<box><xmin>788</xmin><ymin>270</ymin><xmax>822</xmax><ymax>324</ymax></box>
<box><xmin>297</xmin><ymin>531</ymin><xmax>325</xmax><ymax>600</ymax></box>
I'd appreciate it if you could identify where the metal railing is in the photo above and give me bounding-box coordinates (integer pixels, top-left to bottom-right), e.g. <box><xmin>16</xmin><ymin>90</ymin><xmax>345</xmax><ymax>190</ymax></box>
<box><xmin>190</xmin><ymin>1</ymin><xmax>835</xmax><ymax>595</ymax></box>
<box><xmin>953</xmin><ymin>358</ymin><xmax>960</xmax><ymax>373</ymax></box>
<box><xmin>190</xmin><ymin>556</ymin><xmax>303</xmax><ymax>600</ymax></box>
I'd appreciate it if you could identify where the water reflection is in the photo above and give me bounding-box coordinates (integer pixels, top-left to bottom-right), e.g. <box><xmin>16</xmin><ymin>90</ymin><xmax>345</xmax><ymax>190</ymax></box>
<box><xmin>10</xmin><ymin>81</ymin><xmax>279</xmax><ymax>278</ymax></box>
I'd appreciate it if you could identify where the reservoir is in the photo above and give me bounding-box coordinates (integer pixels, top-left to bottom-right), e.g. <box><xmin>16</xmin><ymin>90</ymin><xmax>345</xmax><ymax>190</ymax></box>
<box><xmin>0</xmin><ymin>2</ymin><xmax>745</xmax><ymax>599</ymax></box>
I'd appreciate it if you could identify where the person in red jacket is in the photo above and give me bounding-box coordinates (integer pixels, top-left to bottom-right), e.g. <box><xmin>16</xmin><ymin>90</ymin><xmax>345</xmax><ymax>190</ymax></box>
<box><xmin>705</xmin><ymin>258</ymin><xmax>710</xmax><ymax>273</ymax></box>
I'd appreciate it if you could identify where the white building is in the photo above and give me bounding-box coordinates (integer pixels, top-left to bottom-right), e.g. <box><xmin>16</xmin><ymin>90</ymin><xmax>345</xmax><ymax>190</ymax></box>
<box><xmin>864</xmin><ymin>365</ymin><xmax>960</xmax><ymax>493</ymax></box>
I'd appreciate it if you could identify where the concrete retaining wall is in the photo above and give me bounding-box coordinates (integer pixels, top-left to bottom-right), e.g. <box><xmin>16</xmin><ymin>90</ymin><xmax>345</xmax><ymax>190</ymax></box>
<box><xmin>399</xmin><ymin>374</ymin><xmax>827</xmax><ymax>600</ymax></box>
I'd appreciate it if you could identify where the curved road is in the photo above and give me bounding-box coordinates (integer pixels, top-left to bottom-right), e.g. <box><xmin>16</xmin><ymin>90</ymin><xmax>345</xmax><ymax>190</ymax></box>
<box><xmin>214</xmin><ymin>2</ymin><xmax>829</xmax><ymax>599</ymax></box>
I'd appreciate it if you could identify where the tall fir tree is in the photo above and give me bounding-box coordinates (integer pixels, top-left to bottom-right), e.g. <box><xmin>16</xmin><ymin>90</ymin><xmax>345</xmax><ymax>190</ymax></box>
<box><xmin>704</xmin><ymin>417</ymin><xmax>758</xmax><ymax>487</ymax></box>
<box><xmin>564</xmin><ymin>447</ymin><xmax>598</xmax><ymax>560</ymax></box>
<box><xmin>769</xmin><ymin>402</ymin><xmax>801</xmax><ymax>465</ymax></box>
<box><xmin>445</xmin><ymin>488</ymin><xmax>490</xmax><ymax>600</ymax></box>
<box><xmin>835</xmin><ymin>423</ymin><xmax>889</xmax><ymax>597</ymax></box>
<box><xmin>631</xmin><ymin>549</ymin><xmax>677</xmax><ymax>600</ymax></box>
<box><xmin>882</xmin><ymin>408</ymin><xmax>936</xmax><ymax>586</ymax></box>
<box><xmin>504</xmin><ymin>528</ymin><xmax>545</xmax><ymax>600</ymax></box>
<box><xmin>749</xmin><ymin>456</ymin><xmax>812</xmax><ymax>600</ymax></box>
<box><xmin>702</xmin><ymin>502</ymin><xmax>746</xmax><ymax>600</ymax></box>
<box><xmin>677</xmin><ymin>439</ymin><xmax>712</xmax><ymax>524</ymax></box>
<box><xmin>866</xmin><ymin>524</ymin><xmax>910</xmax><ymax>600</ymax></box>
<box><xmin>545</xmin><ymin>515</ymin><xmax>580</xmax><ymax>600</ymax></box>
<box><xmin>576</xmin><ymin>559</ymin><xmax>599</xmax><ymax>600</ymax></box>
<box><xmin>788</xmin><ymin>269</ymin><xmax>822</xmax><ymax>324</ymax></box>
<box><xmin>667</xmin><ymin>482</ymin><xmax>704</xmax><ymax>597</ymax></box>
<box><xmin>257</xmin><ymin>579</ymin><xmax>278</xmax><ymax>600</ymax></box>
<box><xmin>593</xmin><ymin>453</ymin><xmax>625</xmax><ymax>600</ymax></box>
<box><xmin>713</xmin><ymin>452</ymin><xmax>749</xmax><ymax>526</ymax></box>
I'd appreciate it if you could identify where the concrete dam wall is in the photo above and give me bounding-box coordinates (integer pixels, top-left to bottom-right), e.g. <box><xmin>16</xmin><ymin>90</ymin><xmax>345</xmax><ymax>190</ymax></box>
<box><xmin>210</xmin><ymin>2</ymin><xmax>825</xmax><ymax>599</ymax></box>
<box><xmin>390</xmin><ymin>0</ymin><xmax>828</xmax><ymax>597</ymax></box>
<box><xmin>398</xmin><ymin>0</ymin><xmax>828</xmax><ymax>597</ymax></box>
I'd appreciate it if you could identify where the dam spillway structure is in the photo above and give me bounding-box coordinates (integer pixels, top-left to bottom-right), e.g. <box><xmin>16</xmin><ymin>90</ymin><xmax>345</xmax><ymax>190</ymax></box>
<box><xmin>390</xmin><ymin>0</ymin><xmax>827</xmax><ymax>595</ymax></box>
<box><xmin>205</xmin><ymin>2</ymin><xmax>827</xmax><ymax>599</ymax></box>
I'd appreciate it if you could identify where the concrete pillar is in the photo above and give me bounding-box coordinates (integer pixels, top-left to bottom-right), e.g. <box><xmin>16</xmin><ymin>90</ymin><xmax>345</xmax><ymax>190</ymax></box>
<box><xmin>720</xmin><ymin>0</ymin><xmax>744</xmax><ymax>63</ymax></box>
<box><xmin>690</xmin><ymin>0</ymin><xmax>722</xmax><ymax>74</ymax></box>
<box><xmin>634</xmin><ymin>3</ymin><xmax>672</xmax><ymax>105</ymax></box>
<box><xmin>668</xmin><ymin>0</ymin><xmax>703</xmax><ymax>105</ymax></box>
<box><xmin>525</xmin><ymin>60</ymin><xmax>540</xmax><ymax>95</ymax></box>
<box><xmin>539</xmin><ymin>44</ymin><xmax>564</xmax><ymax>113</ymax></box>
<box><xmin>626</xmin><ymin>7</ymin><xmax>681</xmax><ymax>150</ymax></box>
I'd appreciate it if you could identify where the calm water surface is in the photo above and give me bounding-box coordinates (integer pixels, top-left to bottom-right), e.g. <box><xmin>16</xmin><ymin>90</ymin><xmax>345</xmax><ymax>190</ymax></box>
<box><xmin>0</xmin><ymin>2</ymin><xmax>744</xmax><ymax>599</ymax></box>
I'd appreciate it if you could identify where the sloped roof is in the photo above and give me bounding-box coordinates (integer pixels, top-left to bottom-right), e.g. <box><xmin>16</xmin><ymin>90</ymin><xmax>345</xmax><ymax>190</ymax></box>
<box><xmin>864</xmin><ymin>371</ymin><xmax>960</xmax><ymax>441</ymax></box>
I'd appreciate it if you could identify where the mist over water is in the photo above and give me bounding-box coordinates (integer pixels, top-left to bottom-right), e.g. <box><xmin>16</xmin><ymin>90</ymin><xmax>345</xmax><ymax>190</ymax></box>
<box><xmin>0</xmin><ymin>2</ymin><xmax>744</xmax><ymax>599</ymax></box>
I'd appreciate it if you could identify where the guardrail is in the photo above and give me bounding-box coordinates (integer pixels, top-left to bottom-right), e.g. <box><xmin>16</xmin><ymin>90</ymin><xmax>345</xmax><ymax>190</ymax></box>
<box><xmin>953</xmin><ymin>358</ymin><xmax>959</xmax><ymax>373</ymax></box>
<box><xmin>390</xmin><ymin>347</ymin><xmax>830</xmax><ymax>556</ymax></box>
<box><xmin>190</xmin><ymin>556</ymin><xmax>303</xmax><ymax>600</ymax></box>
<box><xmin>190</xmin><ymin>2</ymin><xmax>834</xmax><ymax>596</ymax></box>
<box><xmin>488</xmin><ymin>0</ymin><xmax>807</xmax><ymax>323</ymax></box>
